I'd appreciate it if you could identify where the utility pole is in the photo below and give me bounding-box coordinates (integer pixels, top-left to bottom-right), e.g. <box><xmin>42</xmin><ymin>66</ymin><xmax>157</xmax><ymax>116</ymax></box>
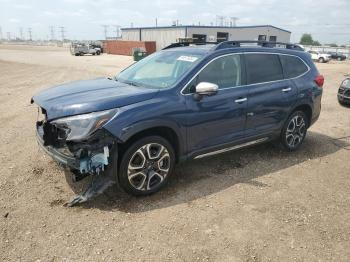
<box><xmin>27</xmin><ymin>28</ymin><xmax>32</xmax><ymax>41</ymax></box>
<box><xmin>49</xmin><ymin>26</ymin><xmax>55</xmax><ymax>40</ymax></box>
<box><xmin>230</xmin><ymin>17</ymin><xmax>239</xmax><ymax>27</ymax></box>
<box><xmin>0</xmin><ymin>26</ymin><xmax>3</xmax><ymax>40</ymax></box>
<box><xmin>58</xmin><ymin>26</ymin><xmax>66</xmax><ymax>41</ymax></box>
<box><xmin>7</xmin><ymin>32</ymin><xmax>11</xmax><ymax>41</ymax></box>
<box><xmin>216</xmin><ymin>15</ymin><xmax>225</xmax><ymax>26</ymax></box>
<box><xmin>155</xmin><ymin>18</ymin><xmax>158</xmax><ymax>27</ymax></box>
<box><xmin>19</xmin><ymin>27</ymin><xmax>24</xmax><ymax>40</ymax></box>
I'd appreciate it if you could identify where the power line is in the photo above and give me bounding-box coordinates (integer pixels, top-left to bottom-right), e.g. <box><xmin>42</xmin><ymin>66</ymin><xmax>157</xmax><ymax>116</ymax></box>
<box><xmin>27</xmin><ymin>28</ymin><xmax>32</xmax><ymax>41</ymax></box>
<box><xmin>58</xmin><ymin>26</ymin><xmax>66</xmax><ymax>41</ymax></box>
<box><xmin>230</xmin><ymin>17</ymin><xmax>239</xmax><ymax>27</ymax></box>
<box><xmin>19</xmin><ymin>27</ymin><xmax>24</xmax><ymax>40</ymax></box>
<box><xmin>216</xmin><ymin>15</ymin><xmax>225</xmax><ymax>26</ymax></box>
<box><xmin>49</xmin><ymin>26</ymin><xmax>55</xmax><ymax>40</ymax></box>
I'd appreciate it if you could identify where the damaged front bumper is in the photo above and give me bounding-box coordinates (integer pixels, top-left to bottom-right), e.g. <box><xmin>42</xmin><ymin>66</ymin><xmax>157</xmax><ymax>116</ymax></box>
<box><xmin>36</xmin><ymin>121</ymin><xmax>116</xmax><ymax>180</ymax></box>
<box><xmin>36</xmin><ymin>122</ymin><xmax>80</xmax><ymax>169</ymax></box>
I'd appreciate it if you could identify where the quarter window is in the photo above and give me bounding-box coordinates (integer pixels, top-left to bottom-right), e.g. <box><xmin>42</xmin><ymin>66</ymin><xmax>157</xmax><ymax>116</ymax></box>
<box><xmin>245</xmin><ymin>54</ymin><xmax>283</xmax><ymax>84</ymax></box>
<box><xmin>280</xmin><ymin>55</ymin><xmax>308</xmax><ymax>78</ymax></box>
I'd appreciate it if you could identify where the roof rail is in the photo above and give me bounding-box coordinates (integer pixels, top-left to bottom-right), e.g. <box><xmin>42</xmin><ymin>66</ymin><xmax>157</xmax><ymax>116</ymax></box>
<box><xmin>162</xmin><ymin>42</ymin><xmax>218</xmax><ymax>50</ymax></box>
<box><xmin>162</xmin><ymin>40</ymin><xmax>304</xmax><ymax>51</ymax></box>
<box><xmin>214</xmin><ymin>40</ymin><xmax>304</xmax><ymax>51</ymax></box>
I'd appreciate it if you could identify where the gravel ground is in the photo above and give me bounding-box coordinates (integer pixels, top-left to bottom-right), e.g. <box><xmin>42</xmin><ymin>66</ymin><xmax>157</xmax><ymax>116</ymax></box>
<box><xmin>0</xmin><ymin>44</ymin><xmax>349</xmax><ymax>262</ymax></box>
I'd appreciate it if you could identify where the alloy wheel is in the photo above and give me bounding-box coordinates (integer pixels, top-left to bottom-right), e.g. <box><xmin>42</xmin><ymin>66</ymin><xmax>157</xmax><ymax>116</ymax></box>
<box><xmin>127</xmin><ymin>143</ymin><xmax>171</xmax><ymax>191</ymax></box>
<box><xmin>286</xmin><ymin>115</ymin><xmax>306</xmax><ymax>148</ymax></box>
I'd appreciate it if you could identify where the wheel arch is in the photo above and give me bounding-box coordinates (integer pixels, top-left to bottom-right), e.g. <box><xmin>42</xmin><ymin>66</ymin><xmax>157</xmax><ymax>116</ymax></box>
<box><xmin>118</xmin><ymin>125</ymin><xmax>182</xmax><ymax>163</ymax></box>
<box><xmin>291</xmin><ymin>104</ymin><xmax>313</xmax><ymax>127</ymax></box>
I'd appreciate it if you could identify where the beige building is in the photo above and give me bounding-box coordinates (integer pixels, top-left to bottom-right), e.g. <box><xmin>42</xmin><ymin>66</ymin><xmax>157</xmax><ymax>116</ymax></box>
<box><xmin>121</xmin><ymin>25</ymin><xmax>291</xmax><ymax>51</ymax></box>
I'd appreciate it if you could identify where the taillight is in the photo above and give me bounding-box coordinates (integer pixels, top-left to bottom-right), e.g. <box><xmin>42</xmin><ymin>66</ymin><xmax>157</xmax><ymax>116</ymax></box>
<box><xmin>314</xmin><ymin>75</ymin><xmax>324</xmax><ymax>88</ymax></box>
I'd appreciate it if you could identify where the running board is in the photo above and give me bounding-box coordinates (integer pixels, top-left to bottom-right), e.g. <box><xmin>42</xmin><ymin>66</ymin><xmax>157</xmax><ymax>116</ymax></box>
<box><xmin>194</xmin><ymin>137</ymin><xmax>269</xmax><ymax>159</ymax></box>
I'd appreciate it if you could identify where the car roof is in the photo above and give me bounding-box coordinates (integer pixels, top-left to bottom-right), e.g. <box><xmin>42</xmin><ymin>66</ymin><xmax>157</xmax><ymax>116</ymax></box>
<box><xmin>165</xmin><ymin>44</ymin><xmax>307</xmax><ymax>58</ymax></box>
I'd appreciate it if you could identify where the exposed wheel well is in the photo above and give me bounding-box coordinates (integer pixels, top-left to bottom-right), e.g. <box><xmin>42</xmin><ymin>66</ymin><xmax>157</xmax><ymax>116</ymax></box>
<box><xmin>293</xmin><ymin>104</ymin><xmax>312</xmax><ymax>127</ymax></box>
<box><xmin>118</xmin><ymin>127</ymin><xmax>180</xmax><ymax>163</ymax></box>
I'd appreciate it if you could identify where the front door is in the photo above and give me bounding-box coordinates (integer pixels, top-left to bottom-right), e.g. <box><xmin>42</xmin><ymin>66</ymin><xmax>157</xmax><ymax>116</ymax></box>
<box><xmin>184</xmin><ymin>54</ymin><xmax>248</xmax><ymax>153</ymax></box>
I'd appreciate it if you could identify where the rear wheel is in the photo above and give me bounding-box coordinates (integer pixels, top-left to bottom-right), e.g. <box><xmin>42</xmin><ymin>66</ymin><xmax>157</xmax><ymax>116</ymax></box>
<box><xmin>280</xmin><ymin>111</ymin><xmax>308</xmax><ymax>151</ymax></box>
<box><xmin>118</xmin><ymin>136</ymin><xmax>175</xmax><ymax>196</ymax></box>
<box><xmin>337</xmin><ymin>57</ymin><xmax>342</xmax><ymax>61</ymax></box>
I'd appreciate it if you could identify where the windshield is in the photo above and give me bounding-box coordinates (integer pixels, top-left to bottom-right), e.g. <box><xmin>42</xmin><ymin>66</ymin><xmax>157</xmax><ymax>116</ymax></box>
<box><xmin>116</xmin><ymin>50</ymin><xmax>204</xmax><ymax>89</ymax></box>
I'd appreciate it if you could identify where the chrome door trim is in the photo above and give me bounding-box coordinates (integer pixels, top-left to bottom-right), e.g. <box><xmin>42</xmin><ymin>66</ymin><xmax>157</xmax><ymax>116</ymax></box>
<box><xmin>180</xmin><ymin>52</ymin><xmax>311</xmax><ymax>96</ymax></box>
<box><xmin>194</xmin><ymin>137</ymin><xmax>269</xmax><ymax>159</ymax></box>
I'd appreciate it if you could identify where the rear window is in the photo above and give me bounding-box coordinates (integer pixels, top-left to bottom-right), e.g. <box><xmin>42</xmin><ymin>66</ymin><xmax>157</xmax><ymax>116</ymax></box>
<box><xmin>245</xmin><ymin>54</ymin><xmax>283</xmax><ymax>84</ymax></box>
<box><xmin>280</xmin><ymin>55</ymin><xmax>308</xmax><ymax>78</ymax></box>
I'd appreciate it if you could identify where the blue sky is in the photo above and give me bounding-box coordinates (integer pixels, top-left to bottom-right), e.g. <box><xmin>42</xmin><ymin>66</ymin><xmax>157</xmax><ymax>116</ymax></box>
<box><xmin>1</xmin><ymin>0</ymin><xmax>350</xmax><ymax>44</ymax></box>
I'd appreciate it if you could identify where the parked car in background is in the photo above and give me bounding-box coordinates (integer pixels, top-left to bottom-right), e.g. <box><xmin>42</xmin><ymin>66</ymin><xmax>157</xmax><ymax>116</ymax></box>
<box><xmin>308</xmin><ymin>51</ymin><xmax>331</xmax><ymax>63</ymax></box>
<box><xmin>70</xmin><ymin>43</ymin><xmax>101</xmax><ymax>56</ymax></box>
<box><xmin>338</xmin><ymin>78</ymin><xmax>350</xmax><ymax>105</ymax></box>
<box><xmin>328</xmin><ymin>52</ymin><xmax>347</xmax><ymax>61</ymax></box>
<box><xmin>32</xmin><ymin>40</ymin><xmax>323</xmax><ymax>200</ymax></box>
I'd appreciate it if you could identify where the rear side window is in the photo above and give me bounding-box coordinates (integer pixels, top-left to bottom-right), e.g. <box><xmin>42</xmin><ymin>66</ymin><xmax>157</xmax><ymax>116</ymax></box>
<box><xmin>280</xmin><ymin>55</ymin><xmax>308</xmax><ymax>78</ymax></box>
<box><xmin>245</xmin><ymin>54</ymin><xmax>283</xmax><ymax>84</ymax></box>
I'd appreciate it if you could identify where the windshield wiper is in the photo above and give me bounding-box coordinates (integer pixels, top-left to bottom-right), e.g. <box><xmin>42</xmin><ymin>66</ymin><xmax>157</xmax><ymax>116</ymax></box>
<box><xmin>123</xmin><ymin>80</ymin><xmax>140</xmax><ymax>87</ymax></box>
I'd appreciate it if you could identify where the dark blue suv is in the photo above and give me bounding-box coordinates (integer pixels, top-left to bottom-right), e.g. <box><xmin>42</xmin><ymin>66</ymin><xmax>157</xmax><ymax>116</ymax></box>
<box><xmin>32</xmin><ymin>41</ymin><xmax>323</xmax><ymax>200</ymax></box>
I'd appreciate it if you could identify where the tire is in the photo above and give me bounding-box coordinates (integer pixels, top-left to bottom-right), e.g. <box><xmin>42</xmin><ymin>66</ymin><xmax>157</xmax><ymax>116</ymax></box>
<box><xmin>75</xmin><ymin>53</ymin><xmax>80</xmax><ymax>56</ymax></box>
<box><xmin>280</xmin><ymin>111</ymin><xmax>308</xmax><ymax>151</ymax></box>
<box><xmin>96</xmin><ymin>50</ymin><xmax>101</xmax><ymax>55</ymax></box>
<box><xmin>337</xmin><ymin>57</ymin><xmax>342</xmax><ymax>61</ymax></box>
<box><xmin>318</xmin><ymin>57</ymin><xmax>325</xmax><ymax>63</ymax></box>
<box><xmin>118</xmin><ymin>136</ymin><xmax>175</xmax><ymax>196</ymax></box>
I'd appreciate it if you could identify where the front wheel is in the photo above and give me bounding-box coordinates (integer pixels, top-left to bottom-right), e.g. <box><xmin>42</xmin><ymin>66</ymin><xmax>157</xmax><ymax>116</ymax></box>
<box><xmin>118</xmin><ymin>136</ymin><xmax>175</xmax><ymax>196</ymax></box>
<box><xmin>318</xmin><ymin>57</ymin><xmax>325</xmax><ymax>63</ymax></box>
<box><xmin>280</xmin><ymin>111</ymin><xmax>308</xmax><ymax>151</ymax></box>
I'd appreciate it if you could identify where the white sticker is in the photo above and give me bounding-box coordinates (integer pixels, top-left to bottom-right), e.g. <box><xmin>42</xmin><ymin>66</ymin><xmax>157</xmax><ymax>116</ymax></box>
<box><xmin>177</xmin><ymin>56</ymin><xmax>198</xmax><ymax>62</ymax></box>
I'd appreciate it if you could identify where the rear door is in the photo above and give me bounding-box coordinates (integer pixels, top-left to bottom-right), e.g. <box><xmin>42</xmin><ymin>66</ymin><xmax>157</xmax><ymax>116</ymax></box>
<box><xmin>244</xmin><ymin>53</ymin><xmax>294</xmax><ymax>136</ymax></box>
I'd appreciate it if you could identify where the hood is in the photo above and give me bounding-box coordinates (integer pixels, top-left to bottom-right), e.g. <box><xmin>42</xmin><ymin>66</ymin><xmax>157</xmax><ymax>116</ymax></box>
<box><xmin>32</xmin><ymin>78</ymin><xmax>159</xmax><ymax>120</ymax></box>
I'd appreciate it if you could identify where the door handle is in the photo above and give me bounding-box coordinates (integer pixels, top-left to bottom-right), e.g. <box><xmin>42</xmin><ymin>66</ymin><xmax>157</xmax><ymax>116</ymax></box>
<box><xmin>282</xmin><ymin>87</ymin><xmax>292</xmax><ymax>93</ymax></box>
<box><xmin>234</xmin><ymin>97</ymin><xmax>247</xmax><ymax>103</ymax></box>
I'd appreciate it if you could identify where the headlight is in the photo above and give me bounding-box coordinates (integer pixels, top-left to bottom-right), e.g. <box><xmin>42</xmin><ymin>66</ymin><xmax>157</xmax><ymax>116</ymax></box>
<box><xmin>341</xmin><ymin>78</ymin><xmax>350</xmax><ymax>88</ymax></box>
<box><xmin>51</xmin><ymin>108</ymin><xmax>119</xmax><ymax>141</ymax></box>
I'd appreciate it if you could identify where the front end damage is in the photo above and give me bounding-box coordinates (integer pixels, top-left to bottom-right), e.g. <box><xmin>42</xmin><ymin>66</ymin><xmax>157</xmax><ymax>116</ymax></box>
<box><xmin>35</xmin><ymin>107</ymin><xmax>117</xmax><ymax>206</ymax></box>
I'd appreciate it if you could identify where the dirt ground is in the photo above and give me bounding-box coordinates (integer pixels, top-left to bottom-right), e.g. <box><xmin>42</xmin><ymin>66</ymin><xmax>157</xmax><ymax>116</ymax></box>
<box><xmin>0</xmin><ymin>44</ymin><xmax>349</xmax><ymax>262</ymax></box>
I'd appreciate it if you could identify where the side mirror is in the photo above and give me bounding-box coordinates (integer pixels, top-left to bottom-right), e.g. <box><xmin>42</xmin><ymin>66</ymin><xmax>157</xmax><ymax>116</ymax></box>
<box><xmin>194</xmin><ymin>82</ymin><xmax>218</xmax><ymax>100</ymax></box>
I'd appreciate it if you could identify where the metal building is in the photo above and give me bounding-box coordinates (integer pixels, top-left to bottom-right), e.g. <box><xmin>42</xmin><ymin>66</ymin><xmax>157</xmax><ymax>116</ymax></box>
<box><xmin>121</xmin><ymin>25</ymin><xmax>291</xmax><ymax>50</ymax></box>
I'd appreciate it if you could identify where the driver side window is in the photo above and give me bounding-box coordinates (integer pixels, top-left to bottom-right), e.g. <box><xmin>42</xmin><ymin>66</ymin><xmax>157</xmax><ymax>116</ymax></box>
<box><xmin>184</xmin><ymin>54</ymin><xmax>242</xmax><ymax>94</ymax></box>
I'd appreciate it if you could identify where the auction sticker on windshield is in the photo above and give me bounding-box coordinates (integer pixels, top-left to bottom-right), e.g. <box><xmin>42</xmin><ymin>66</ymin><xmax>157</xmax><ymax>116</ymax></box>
<box><xmin>177</xmin><ymin>56</ymin><xmax>199</xmax><ymax>62</ymax></box>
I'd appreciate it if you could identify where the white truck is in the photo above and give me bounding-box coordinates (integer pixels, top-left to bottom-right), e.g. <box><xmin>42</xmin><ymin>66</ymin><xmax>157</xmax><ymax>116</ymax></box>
<box><xmin>308</xmin><ymin>50</ymin><xmax>331</xmax><ymax>63</ymax></box>
<box><xmin>70</xmin><ymin>43</ymin><xmax>101</xmax><ymax>56</ymax></box>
